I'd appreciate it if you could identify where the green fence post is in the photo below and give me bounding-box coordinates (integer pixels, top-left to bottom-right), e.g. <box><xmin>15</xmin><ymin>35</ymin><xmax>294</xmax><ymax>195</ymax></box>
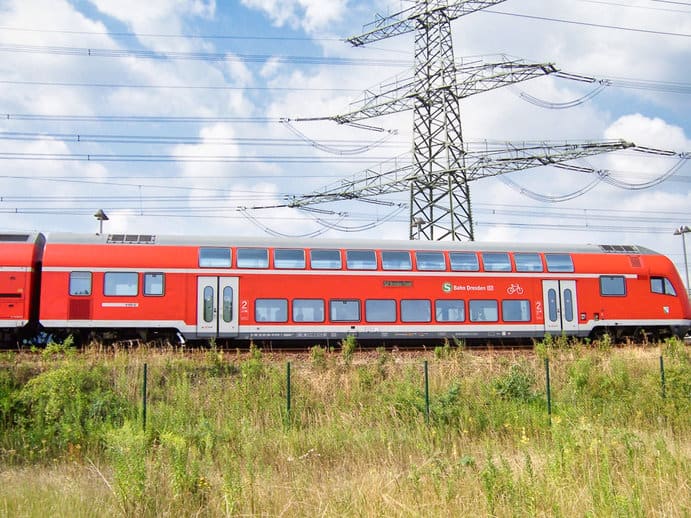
<box><xmin>142</xmin><ymin>362</ymin><xmax>148</xmax><ymax>432</ymax></box>
<box><xmin>286</xmin><ymin>361</ymin><xmax>292</xmax><ymax>427</ymax></box>
<box><xmin>424</xmin><ymin>360</ymin><xmax>430</xmax><ymax>425</ymax></box>
<box><xmin>659</xmin><ymin>355</ymin><xmax>666</xmax><ymax>399</ymax></box>
<box><xmin>544</xmin><ymin>357</ymin><xmax>552</xmax><ymax>426</ymax></box>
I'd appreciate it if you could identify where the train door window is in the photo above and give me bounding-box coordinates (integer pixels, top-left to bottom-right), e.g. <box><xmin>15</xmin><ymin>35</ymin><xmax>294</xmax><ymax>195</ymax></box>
<box><xmin>481</xmin><ymin>252</ymin><xmax>511</xmax><ymax>272</ymax></box>
<box><xmin>104</xmin><ymin>272</ymin><xmax>138</xmax><ymax>296</ymax></box>
<box><xmin>222</xmin><ymin>286</ymin><xmax>233</xmax><ymax>322</ymax></box>
<box><xmin>365</xmin><ymin>299</ymin><xmax>396</xmax><ymax>322</ymax></box>
<box><xmin>401</xmin><ymin>299</ymin><xmax>431</xmax><ymax>322</ymax></box>
<box><xmin>293</xmin><ymin>299</ymin><xmax>325</xmax><ymax>322</ymax></box>
<box><xmin>203</xmin><ymin>286</ymin><xmax>214</xmax><ymax>323</ymax></box>
<box><xmin>502</xmin><ymin>300</ymin><xmax>531</xmax><ymax>322</ymax></box>
<box><xmin>651</xmin><ymin>277</ymin><xmax>677</xmax><ymax>296</ymax></box>
<box><xmin>255</xmin><ymin>299</ymin><xmax>288</xmax><ymax>322</ymax></box>
<box><xmin>547</xmin><ymin>289</ymin><xmax>558</xmax><ymax>322</ymax></box>
<box><xmin>545</xmin><ymin>253</ymin><xmax>574</xmax><ymax>273</ymax></box>
<box><xmin>514</xmin><ymin>253</ymin><xmax>544</xmax><ymax>272</ymax></box>
<box><xmin>329</xmin><ymin>299</ymin><xmax>360</xmax><ymax>322</ymax></box>
<box><xmin>382</xmin><ymin>251</ymin><xmax>412</xmax><ymax>270</ymax></box>
<box><xmin>600</xmin><ymin>276</ymin><xmax>626</xmax><ymax>296</ymax></box>
<box><xmin>237</xmin><ymin>248</ymin><xmax>269</xmax><ymax>268</ymax></box>
<box><xmin>435</xmin><ymin>300</ymin><xmax>465</xmax><ymax>322</ymax></box>
<box><xmin>310</xmin><ymin>249</ymin><xmax>342</xmax><ymax>269</ymax></box>
<box><xmin>450</xmin><ymin>252</ymin><xmax>479</xmax><ymax>271</ymax></box>
<box><xmin>415</xmin><ymin>251</ymin><xmax>446</xmax><ymax>271</ymax></box>
<box><xmin>346</xmin><ymin>250</ymin><xmax>377</xmax><ymax>270</ymax></box>
<box><xmin>563</xmin><ymin>289</ymin><xmax>574</xmax><ymax>322</ymax></box>
<box><xmin>144</xmin><ymin>273</ymin><xmax>165</xmax><ymax>296</ymax></box>
<box><xmin>69</xmin><ymin>272</ymin><xmax>92</xmax><ymax>296</ymax></box>
<box><xmin>469</xmin><ymin>300</ymin><xmax>499</xmax><ymax>322</ymax></box>
<box><xmin>274</xmin><ymin>249</ymin><xmax>306</xmax><ymax>269</ymax></box>
<box><xmin>199</xmin><ymin>247</ymin><xmax>231</xmax><ymax>268</ymax></box>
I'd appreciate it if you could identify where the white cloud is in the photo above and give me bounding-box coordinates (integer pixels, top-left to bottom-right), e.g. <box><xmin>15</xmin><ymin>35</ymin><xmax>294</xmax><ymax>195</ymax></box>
<box><xmin>240</xmin><ymin>0</ymin><xmax>347</xmax><ymax>32</ymax></box>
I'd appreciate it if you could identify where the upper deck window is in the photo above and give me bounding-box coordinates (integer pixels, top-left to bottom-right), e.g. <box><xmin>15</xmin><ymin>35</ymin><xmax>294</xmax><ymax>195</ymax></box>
<box><xmin>381</xmin><ymin>251</ymin><xmax>412</xmax><ymax>271</ymax></box>
<box><xmin>514</xmin><ymin>253</ymin><xmax>544</xmax><ymax>272</ymax></box>
<box><xmin>545</xmin><ymin>253</ymin><xmax>574</xmax><ymax>273</ymax></box>
<box><xmin>310</xmin><ymin>249</ymin><xmax>342</xmax><ymax>270</ymax></box>
<box><xmin>346</xmin><ymin>250</ymin><xmax>377</xmax><ymax>270</ymax></box>
<box><xmin>274</xmin><ymin>249</ymin><xmax>305</xmax><ymax>269</ymax></box>
<box><xmin>481</xmin><ymin>252</ymin><xmax>511</xmax><ymax>272</ymax></box>
<box><xmin>237</xmin><ymin>248</ymin><xmax>269</xmax><ymax>269</ymax></box>
<box><xmin>199</xmin><ymin>248</ymin><xmax>231</xmax><ymax>268</ymax></box>
<box><xmin>450</xmin><ymin>252</ymin><xmax>479</xmax><ymax>271</ymax></box>
<box><xmin>415</xmin><ymin>251</ymin><xmax>446</xmax><ymax>271</ymax></box>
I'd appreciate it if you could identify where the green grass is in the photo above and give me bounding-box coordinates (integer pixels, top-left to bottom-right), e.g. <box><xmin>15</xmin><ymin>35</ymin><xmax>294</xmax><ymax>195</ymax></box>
<box><xmin>0</xmin><ymin>339</ymin><xmax>689</xmax><ymax>517</ymax></box>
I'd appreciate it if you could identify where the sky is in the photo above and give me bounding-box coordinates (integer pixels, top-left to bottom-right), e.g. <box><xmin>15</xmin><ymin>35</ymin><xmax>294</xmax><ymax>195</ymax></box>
<box><xmin>0</xmin><ymin>0</ymin><xmax>690</xmax><ymax>282</ymax></box>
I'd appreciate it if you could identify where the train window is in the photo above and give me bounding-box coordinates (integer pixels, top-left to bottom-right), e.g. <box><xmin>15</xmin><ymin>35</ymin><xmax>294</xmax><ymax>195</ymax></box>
<box><xmin>651</xmin><ymin>277</ymin><xmax>677</xmax><ymax>296</ymax></box>
<box><xmin>401</xmin><ymin>299</ymin><xmax>431</xmax><ymax>322</ymax></box>
<box><xmin>563</xmin><ymin>289</ymin><xmax>574</xmax><ymax>322</ymax></box>
<box><xmin>469</xmin><ymin>300</ymin><xmax>499</xmax><ymax>322</ymax></box>
<box><xmin>255</xmin><ymin>299</ymin><xmax>288</xmax><ymax>322</ymax></box>
<box><xmin>415</xmin><ymin>251</ymin><xmax>446</xmax><ymax>271</ymax></box>
<box><xmin>69</xmin><ymin>272</ymin><xmax>92</xmax><ymax>296</ymax></box>
<box><xmin>435</xmin><ymin>300</ymin><xmax>465</xmax><ymax>322</ymax></box>
<box><xmin>545</xmin><ymin>254</ymin><xmax>574</xmax><ymax>273</ymax></box>
<box><xmin>104</xmin><ymin>272</ymin><xmax>138</xmax><ymax>296</ymax></box>
<box><xmin>293</xmin><ymin>299</ymin><xmax>325</xmax><ymax>322</ymax></box>
<box><xmin>481</xmin><ymin>253</ymin><xmax>511</xmax><ymax>272</ymax></box>
<box><xmin>365</xmin><ymin>299</ymin><xmax>396</xmax><ymax>322</ymax></box>
<box><xmin>547</xmin><ymin>289</ymin><xmax>558</xmax><ymax>323</ymax></box>
<box><xmin>274</xmin><ymin>249</ymin><xmax>306</xmax><ymax>269</ymax></box>
<box><xmin>600</xmin><ymin>276</ymin><xmax>626</xmax><ymax>296</ymax></box>
<box><xmin>199</xmin><ymin>248</ymin><xmax>231</xmax><ymax>268</ymax></box>
<box><xmin>381</xmin><ymin>251</ymin><xmax>412</xmax><ymax>270</ymax></box>
<box><xmin>144</xmin><ymin>273</ymin><xmax>165</xmax><ymax>296</ymax></box>
<box><xmin>237</xmin><ymin>248</ymin><xmax>269</xmax><ymax>269</ymax></box>
<box><xmin>514</xmin><ymin>253</ymin><xmax>544</xmax><ymax>272</ymax></box>
<box><xmin>222</xmin><ymin>286</ymin><xmax>233</xmax><ymax>322</ymax></box>
<box><xmin>329</xmin><ymin>299</ymin><xmax>360</xmax><ymax>322</ymax></box>
<box><xmin>502</xmin><ymin>300</ymin><xmax>531</xmax><ymax>322</ymax></box>
<box><xmin>346</xmin><ymin>250</ymin><xmax>377</xmax><ymax>270</ymax></box>
<box><xmin>203</xmin><ymin>286</ymin><xmax>214</xmax><ymax>323</ymax></box>
<box><xmin>450</xmin><ymin>252</ymin><xmax>479</xmax><ymax>271</ymax></box>
<box><xmin>310</xmin><ymin>249</ymin><xmax>342</xmax><ymax>269</ymax></box>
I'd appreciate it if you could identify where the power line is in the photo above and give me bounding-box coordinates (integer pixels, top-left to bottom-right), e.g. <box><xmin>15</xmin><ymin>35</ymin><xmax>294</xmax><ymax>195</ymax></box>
<box><xmin>484</xmin><ymin>9</ymin><xmax>691</xmax><ymax>37</ymax></box>
<box><xmin>0</xmin><ymin>43</ymin><xmax>410</xmax><ymax>67</ymax></box>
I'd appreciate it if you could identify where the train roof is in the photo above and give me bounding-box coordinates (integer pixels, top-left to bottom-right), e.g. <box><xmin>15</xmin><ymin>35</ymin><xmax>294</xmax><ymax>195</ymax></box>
<box><xmin>0</xmin><ymin>232</ymin><xmax>45</xmax><ymax>244</ymax></box>
<box><xmin>42</xmin><ymin>232</ymin><xmax>661</xmax><ymax>256</ymax></box>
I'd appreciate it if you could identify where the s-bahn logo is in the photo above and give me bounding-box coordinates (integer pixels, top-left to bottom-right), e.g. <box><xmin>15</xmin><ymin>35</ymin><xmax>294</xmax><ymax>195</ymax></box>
<box><xmin>442</xmin><ymin>282</ymin><xmax>452</xmax><ymax>293</ymax></box>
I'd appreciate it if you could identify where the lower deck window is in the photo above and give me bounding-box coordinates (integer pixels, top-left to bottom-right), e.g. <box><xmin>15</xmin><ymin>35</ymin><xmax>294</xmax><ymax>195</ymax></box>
<box><xmin>401</xmin><ymin>299</ymin><xmax>431</xmax><ymax>322</ymax></box>
<box><xmin>365</xmin><ymin>299</ymin><xmax>396</xmax><ymax>322</ymax></box>
<box><xmin>255</xmin><ymin>299</ymin><xmax>288</xmax><ymax>322</ymax></box>
<box><xmin>330</xmin><ymin>299</ymin><xmax>360</xmax><ymax>322</ymax></box>
<box><xmin>470</xmin><ymin>300</ymin><xmax>498</xmax><ymax>322</ymax></box>
<box><xmin>293</xmin><ymin>299</ymin><xmax>325</xmax><ymax>322</ymax></box>
<box><xmin>502</xmin><ymin>300</ymin><xmax>531</xmax><ymax>322</ymax></box>
<box><xmin>435</xmin><ymin>300</ymin><xmax>465</xmax><ymax>322</ymax></box>
<box><xmin>104</xmin><ymin>272</ymin><xmax>138</xmax><ymax>296</ymax></box>
<box><xmin>600</xmin><ymin>276</ymin><xmax>626</xmax><ymax>296</ymax></box>
<box><xmin>69</xmin><ymin>271</ymin><xmax>92</xmax><ymax>296</ymax></box>
<box><xmin>144</xmin><ymin>273</ymin><xmax>164</xmax><ymax>296</ymax></box>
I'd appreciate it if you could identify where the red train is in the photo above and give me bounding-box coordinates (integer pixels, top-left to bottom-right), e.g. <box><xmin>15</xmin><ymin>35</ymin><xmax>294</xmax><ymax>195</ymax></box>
<box><xmin>1</xmin><ymin>231</ymin><xmax>690</xmax><ymax>346</ymax></box>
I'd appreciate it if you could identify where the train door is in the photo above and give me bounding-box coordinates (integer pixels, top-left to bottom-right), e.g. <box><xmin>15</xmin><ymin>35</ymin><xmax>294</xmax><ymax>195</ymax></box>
<box><xmin>196</xmin><ymin>277</ymin><xmax>239</xmax><ymax>338</ymax></box>
<box><xmin>542</xmin><ymin>280</ymin><xmax>578</xmax><ymax>334</ymax></box>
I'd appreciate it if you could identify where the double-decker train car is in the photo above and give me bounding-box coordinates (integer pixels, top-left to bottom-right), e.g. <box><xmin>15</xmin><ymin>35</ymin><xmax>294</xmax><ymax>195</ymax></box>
<box><xmin>1</xmin><ymin>231</ymin><xmax>690</xmax><ymax>345</ymax></box>
<box><xmin>35</xmin><ymin>232</ymin><xmax>691</xmax><ymax>344</ymax></box>
<box><xmin>0</xmin><ymin>233</ymin><xmax>45</xmax><ymax>343</ymax></box>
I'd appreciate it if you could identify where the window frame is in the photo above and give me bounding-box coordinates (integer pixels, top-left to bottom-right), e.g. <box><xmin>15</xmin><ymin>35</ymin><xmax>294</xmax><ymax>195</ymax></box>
<box><xmin>254</xmin><ymin>298</ymin><xmax>288</xmax><ymax>322</ymax></box>
<box><xmin>381</xmin><ymin>250</ymin><xmax>412</xmax><ymax>271</ymax></box>
<box><xmin>346</xmin><ymin>249</ymin><xmax>377</xmax><ymax>270</ymax></box>
<box><xmin>469</xmin><ymin>299</ymin><xmax>499</xmax><ymax>322</ymax></box>
<box><xmin>199</xmin><ymin>247</ymin><xmax>231</xmax><ymax>268</ymax></box>
<box><xmin>364</xmin><ymin>299</ymin><xmax>397</xmax><ymax>323</ymax></box>
<box><xmin>292</xmin><ymin>299</ymin><xmax>325</xmax><ymax>323</ymax></box>
<box><xmin>600</xmin><ymin>275</ymin><xmax>627</xmax><ymax>296</ymax></box>
<box><xmin>329</xmin><ymin>299</ymin><xmax>361</xmax><ymax>322</ymax></box>
<box><xmin>143</xmin><ymin>272</ymin><xmax>165</xmax><ymax>296</ymax></box>
<box><xmin>514</xmin><ymin>253</ymin><xmax>544</xmax><ymax>272</ymax></box>
<box><xmin>481</xmin><ymin>252</ymin><xmax>512</xmax><ymax>272</ymax></box>
<box><xmin>415</xmin><ymin>251</ymin><xmax>446</xmax><ymax>271</ymax></box>
<box><xmin>449</xmin><ymin>252</ymin><xmax>480</xmax><ymax>272</ymax></box>
<box><xmin>401</xmin><ymin>299</ymin><xmax>432</xmax><ymax>323</ymax></box>
<box><xmin>310</xmin><ymin>249</ymin><xmax>342</xmax><ymax>270</ymax></box>
<box><xmin>435</xmin><ymin>299</ymin><xmax>465</xmax><ymax>322</ymax></box>
<box><xmin>69</xmin><ymin>271</ymin><xmax>92</xmax><ymax>296</ymax></box>
<box><xmin>501</xmin><ymin>299</ymin><xmax>532</xmax><ymax>322</ymax></box>
<box><xmin>274</xmin><ymin>248</ymin><xmax>306</xmax><ymax>269</ymax></box>
<box><xmin>237</xmin><ymin>248</ymin><xmax>269</xmax><ymax>269</ymax></box>
<box><xmin>545</xmin><ymin>253</ymin><xmax>574</xmax><ymax>273</ymax></box>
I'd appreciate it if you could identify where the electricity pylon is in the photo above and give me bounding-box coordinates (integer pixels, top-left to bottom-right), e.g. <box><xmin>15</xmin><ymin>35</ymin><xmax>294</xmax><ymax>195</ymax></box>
<box><xmin>292</xmin><ymin>0</ymin><xmax>635</xmax><ymax>241</ymax></box>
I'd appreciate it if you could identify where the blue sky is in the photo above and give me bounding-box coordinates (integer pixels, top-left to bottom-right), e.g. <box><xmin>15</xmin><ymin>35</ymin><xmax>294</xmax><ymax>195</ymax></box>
<box><xmin>0</xmin><ymin>0</ymin><xmax>690</xmax><ymax>279</ymax></box>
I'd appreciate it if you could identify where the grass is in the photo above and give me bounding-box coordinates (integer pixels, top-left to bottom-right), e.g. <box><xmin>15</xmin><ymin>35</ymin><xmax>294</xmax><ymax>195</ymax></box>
<box><xmin>0</xmin><ymin>338</ymin><xmax>689</xmax><ymax>517</ymax></box>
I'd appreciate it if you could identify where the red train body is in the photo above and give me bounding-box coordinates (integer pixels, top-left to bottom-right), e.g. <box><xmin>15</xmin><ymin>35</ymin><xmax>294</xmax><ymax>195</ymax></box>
<box><xmin>1</xmin><ymin>232</ymin><xmax>690</xmax><ymax>345</ymax></box>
